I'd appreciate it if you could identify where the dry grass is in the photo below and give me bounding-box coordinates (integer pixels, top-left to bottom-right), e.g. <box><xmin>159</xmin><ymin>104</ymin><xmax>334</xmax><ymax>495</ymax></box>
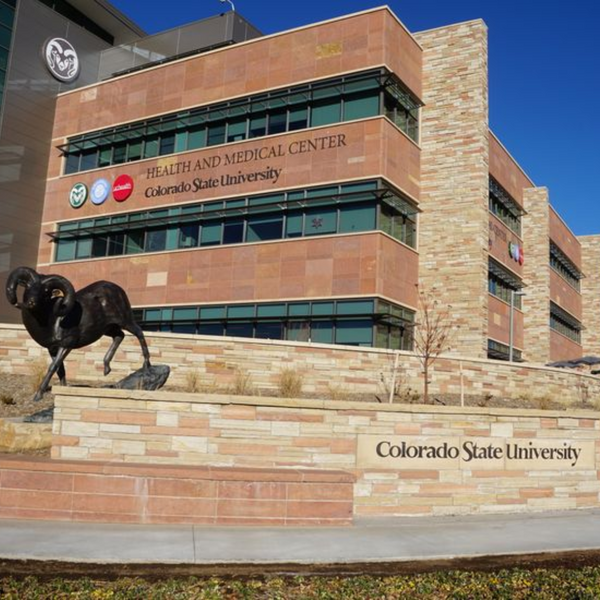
<box><xmin>27</xmin><ymin>358</ymin><xmax>48</xmax><ymax>392</ymax></box>
<box><xmin>0</xmin><ymin>393</ymin><xmax>15</xmax><ymax>406</ymax></box>
<box><xmin>184</xmin><ymin>370</ymin><xmax>202</xmax><ymax>394</ymax></box>
<box><xmin>278</xmin><ymin>368</ymin><xmax>303</xmax><ymax>398</ymax></box>
<box><xmin>230</xmin><ymin>368</ymin><xmax>255</xmax><ymax>396</ymax></box>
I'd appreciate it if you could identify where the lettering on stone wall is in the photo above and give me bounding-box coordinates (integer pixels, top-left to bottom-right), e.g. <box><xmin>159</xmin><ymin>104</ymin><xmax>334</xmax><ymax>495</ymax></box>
<box><xmin>143</xmin><ymin>133</ymin><xmax>347</xmax><ymax>198</ymax></box>
<box><xmin>356</xmin><ymin>435</ymin><xmax>596</xmax><ymax>471</ymax></box>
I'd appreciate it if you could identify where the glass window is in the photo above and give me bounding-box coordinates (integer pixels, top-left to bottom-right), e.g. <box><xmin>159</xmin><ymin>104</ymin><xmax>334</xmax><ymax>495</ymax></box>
<box><xmin>112</xmin><ymin>143</ymin><xmax>127</xmax><ymax>164</ymax></box>
<box><xmin>108</xmin><ymin>233</ymin><xmax>125</xmax><ymax>256</ymax></box>
<box><xmin>75</xmin><ymin>238</ymin><xmax>92</xmax><ymax>259</ymax></box>
<box><xmin>335</xmin><ymin>320</ymin><xmax>373</xmax><ymax>345</ymax></box>
<box><xmin>227</xmin><ymin>118</ymin><xmax>246</xmax><ymax>142</ymax></box>
<box><xmin>179</xmin><ymin>223</ymin><xmax>199</xmax><ymax>248</ymax></box>
<box><xmin>227</xmin><ymin>322</ymin><xmax>253</xmax><ymax>338</ymax></box>
<box><xmin>56</xmin><ymin>240</ymin><xmax>76</xmax><ymax>262</ymax></box>
<box><xmin>91</xmin><ymin>236</ymin><xmax>107</xmax><ymax>257</ymax></box>
<box><xmin>305</xmin><ymin>207</ymin><xmax>336</xmax><ymax>235</ymax></box>
<box><xmin>207</xmin><ymin>123</ymin><xmax>225</xmax><ymax>146</ymax></box>
<box><xmin>312</xmin><ymin>302</ymin><xmax>334</xmax><ymax>316</ymax></box>
<box><xmin>337</xmin><ymin>300</ymin><xmax>374</xmax><ymax>315</ymax></box>
<box><xmin>0</xmin><ymin>24</ymin><xmax>11</xmax><ymax>50</ymax></box>
<box><xmin>286</xmin><ymin>321</ymin><xmax>310</xmax><ymax>342</ymax></box>
<box><xmin>257</xmin><ymin>303</ymin><xmax>286</xmax><ymax>317</ymax></box>
<box><xmin>173</xmin><ymin>307</ymin><xmax>197</xmax><ymax>320</ymax></box>
<box><xmin>80</xmin><ymin>149</ymin><xmax>98</xmax><ymax>171</ymax></box>
<box><xmin>187</xmin><ymin>126</ymin><xmax>206</xmax><ymax>150</ymax></box>
<box><xmin>268</xmin><ymin>110</ymin><xmax>287</xmax><ymax>135</ymax></box>
<box><xmin>174</xmin><ymin>131</ymin><xmax>187</xmax><ymax>153</ymax></box>
<box><xmin>0</xmin><ymin>4</ymin><xmax>14</xmax><ymax>29</ymax></box>
<box><xmin>145</xmin><ymin>228</ymin><xmax>167</xmax><ymax>252</ymax></box>
<box><xmin>288</xmin><ymin>303</ymin><xmax>310</xmax><ymax>316</ymax></box>
<box><xmin>159</xmin><ymin>133</ymin><xmax>175</xmax><ymax>155</ymax></box>
<box><xmin>143</xmin><ymin>136</ymin><xmax>159</xmax><ymax>158</ymax></box>
<box><xmin>200</xmin><ymin>221</ymin><xmax>221</xmax><ymax>246</ymax></box>
<box><xmin>199</xmin><ymin>322</ymin><xmax>224</xmax><ymax>336</ymax></box>
<box><xmin>289</xmin><ymin>106</ymin><xmax>308</xmax><ymax>131</ymax></box>
<box><xmin>311</xmin><ymin>321</ymin><xmax>334</xmax><ymax>344</ymax></box>
<box><xmin>344</xmin><ymin>92</ymin><xmax>379</xmax><ymax>121</ymax></box>
<box><xmin>247</xmin><ymin>215</ymin><xmax>283</xmax><ymax>242</ymax></box>
<box><xmin>200</xmin><ymin>306</ymin><xmax>225</xmax><ymax>319</ymax></box>
<box><xmin>311</xmin><ymin>99</ymin><xmax>341</xmax><ymax>127</ymax></box>
<box><xmin>65</xmin><ymin>154</ymin><xmax>79</xmax><ymax>174</ymax></box>
<box><xmin>223</xmin><ymin>219</ymin><xmax>244</xmax><ymax>244</ymax></box>
<box><xmin>339</xmin><ymin>203</ymin><xmax>375</xmax><ymax>233</ymax></box>
<box><xmin>228</xmin><ymin>305</ymin><xmax>254</xmax><ymax>318</ymax></box>
<box><xmin>285</xmin><ymin>212</ymin><xmax>303</xmax><ymax>238</ymax></box>
<box><xmin>249</xmin><ymin>114</ymin><xmax>266</xmax><ymax>138</ymax></box>
<box><xmin>125</xmin><ymin>230</ymin><xmax>144</xmax><ymax>254</ymax></box>
<box><xmin>256</xmin><ymin>322</ymin><xmax>284</xmax><ymax>339</ymax></box>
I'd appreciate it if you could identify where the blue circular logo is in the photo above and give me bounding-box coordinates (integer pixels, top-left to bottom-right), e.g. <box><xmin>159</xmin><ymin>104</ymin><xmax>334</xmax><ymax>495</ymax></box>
<box><xmin>90</xmin><ymin>178</ymin><xmax>110</xmax><ymax>205</ymax></box>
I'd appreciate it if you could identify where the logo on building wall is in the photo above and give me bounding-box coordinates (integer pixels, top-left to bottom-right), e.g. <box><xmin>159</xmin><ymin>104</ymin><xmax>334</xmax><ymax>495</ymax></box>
<box><xmin>69</xmin><ymin>183</ymin><xmax>88</xmax><ymax>208</ymax></box>
<box><xmin>508</xmin><ymin>242</ymin><xmax>524</xmax><ymax>265</ymax></box>
<box><xmin>90</xmin><ymin>179</ymin><xmax>110</xmax><ymax>205</ymax></box>
<box><xmin>113</xmin><ymin>175</ymin><xmax>134</xmax><ymax>202</ymax></box>
<box><xmin>43</xmin><ymin>38</ymin><xmax>80</xmax><ymax>83</ymax></box>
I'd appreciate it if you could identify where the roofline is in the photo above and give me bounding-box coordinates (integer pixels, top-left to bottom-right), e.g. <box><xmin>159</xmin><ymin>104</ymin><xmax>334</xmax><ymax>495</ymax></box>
<box><xmin>549</xmin><ymin>204</ymin><xmax>581</xmax><ymax>246</ymax></box>
<box><xmin>489</xmin><ymin>130</ymin><xmax>536</xmax><ymax>188</ymax></box>
<box><xmin>84</xmin><ymin>0</ymin><xmax>146</xmax><ymax>38</ymax></box>
<box><xmin>57</xmin><ymin>5</ymin><xmax>421</xmax><ymax>98</ymax></box>
<box><xmin>414</xmin><ymin>17</ymin><xmax>487</xmax><ymax>36</ymax></box>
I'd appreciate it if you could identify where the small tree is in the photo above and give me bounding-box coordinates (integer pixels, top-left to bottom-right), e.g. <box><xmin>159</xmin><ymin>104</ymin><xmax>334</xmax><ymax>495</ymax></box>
<box><xmin>413</xmin><ymin>288</ymin><xmax>455</xmax><ymax>404</ymax></box>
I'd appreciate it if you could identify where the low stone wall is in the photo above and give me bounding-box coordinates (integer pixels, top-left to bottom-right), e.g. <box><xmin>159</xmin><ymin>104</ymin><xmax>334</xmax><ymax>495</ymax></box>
<box><xmin>1</xmin><ymin>323</ymin><xmax>599</xmax><ymax>404</ymax></box>
<box><xmin>0</xmin><ymin>419</ymin><xmax>52</xmax><ymax>453</ymax></box>
<box><xmin>0</xmin><ymin>455</ymin><xmax>354</xmax><ymax>526</ymax></box>
<box><xmin>53</xmin><ymin>388</ymin><xmax>600</xmax><ymax>517</ymax></box>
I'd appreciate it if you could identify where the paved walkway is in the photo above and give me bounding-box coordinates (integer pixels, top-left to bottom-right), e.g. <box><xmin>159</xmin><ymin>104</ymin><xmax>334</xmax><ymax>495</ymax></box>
<box><xmin>1</xmin><ymin>509</ymin><xmax>600</xmax><ymax>565</ymax></box>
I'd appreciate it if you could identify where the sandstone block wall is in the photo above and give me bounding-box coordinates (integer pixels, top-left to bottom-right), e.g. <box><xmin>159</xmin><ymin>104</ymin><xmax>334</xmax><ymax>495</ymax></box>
<box><xmin>522</xmin><ymin>187</ymin><xmax>551</xmax><ymax>363</ymax></box>
<box><xmin>52</xmin><ymin>387</ymin><xmax>600</xmax><ymax>517</ymax></box>
<box><xmin>580</xmin><ymin>235</ymin><xmax>600</xmax><ymax>356</ymax></box>
<box><xmin>415</xmin><ymin>21</ymin><xmax>490</xmax><ymax>358</ymax></box>
<box><xmin>1</xmin><ymin>324</ymin><xmax>600</xmax><ymax>405</ymax></box>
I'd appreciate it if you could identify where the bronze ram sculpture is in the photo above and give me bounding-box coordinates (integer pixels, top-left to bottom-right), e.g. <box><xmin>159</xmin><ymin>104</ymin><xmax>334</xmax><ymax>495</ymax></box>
<box><xmin>6</xmin><ymin>267</ymin><xmax>151</xmax><ymax>401</ymax></box>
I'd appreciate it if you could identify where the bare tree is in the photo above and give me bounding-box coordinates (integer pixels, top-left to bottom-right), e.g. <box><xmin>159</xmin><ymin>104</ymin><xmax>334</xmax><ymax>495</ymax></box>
<box><xmin>412</xmin><ymin>288</ymin><xmax>456</xmax><ymax>404</ymax></box>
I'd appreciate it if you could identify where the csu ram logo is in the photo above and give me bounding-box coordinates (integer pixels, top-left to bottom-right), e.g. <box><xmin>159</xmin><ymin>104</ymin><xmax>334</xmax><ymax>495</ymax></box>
<box><xmin>43</xmin><ymin>38</ymin><xmax>80</xmax><ymax>83</ymax></box>
<box><xmin>69</xmin><ymin>183</ymin><xmax>88</xmax><ymax>208</ymax></box>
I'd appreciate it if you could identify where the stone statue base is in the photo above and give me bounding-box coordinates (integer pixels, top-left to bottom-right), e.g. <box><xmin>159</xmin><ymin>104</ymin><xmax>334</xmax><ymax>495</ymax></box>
<box><xmin>25</xmin><ymin>365</ymin><xmax>171</xmax><ymax>423</ymax></box>
<box><xmin>104</xmin><ymin>364</ymin><xmax>171</xmax><ymax>391</ymax></box>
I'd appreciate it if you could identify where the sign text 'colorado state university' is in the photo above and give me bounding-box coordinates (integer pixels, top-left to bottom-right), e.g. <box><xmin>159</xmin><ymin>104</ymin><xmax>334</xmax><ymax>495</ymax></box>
<box><xmin>356</xmin><ymin>435</ymin><xmax>596</xmax><ymax>471</ymax></box>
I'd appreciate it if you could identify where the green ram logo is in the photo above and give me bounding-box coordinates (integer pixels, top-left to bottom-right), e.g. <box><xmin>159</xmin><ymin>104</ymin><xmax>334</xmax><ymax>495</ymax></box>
<box><xmin>69</xmin><ymin>183</ymin><xmax>88</xmax><ymax>208</ymax></box>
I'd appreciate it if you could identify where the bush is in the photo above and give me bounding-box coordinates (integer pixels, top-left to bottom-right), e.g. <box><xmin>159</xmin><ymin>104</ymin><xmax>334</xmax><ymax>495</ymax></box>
<box><xmin>278</xmin><ymin>368</ymin><xmax>303</xmax><ymax>398</ymax></box>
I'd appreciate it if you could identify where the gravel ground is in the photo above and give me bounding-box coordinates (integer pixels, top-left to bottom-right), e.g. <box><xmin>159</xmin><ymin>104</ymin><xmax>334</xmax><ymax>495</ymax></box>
<box><xmin>0</xmin><ymin>373</ymin><xmax>54</xmax><ymax>420</ymax></box>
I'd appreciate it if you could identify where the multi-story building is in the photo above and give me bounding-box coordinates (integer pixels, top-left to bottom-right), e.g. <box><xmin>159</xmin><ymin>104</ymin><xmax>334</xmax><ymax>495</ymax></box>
<box><xmin>23</xmin><ymin>6</ymin><xmax>596</xmax><ymax>364</ymax></box>
<box><xmin>0</xmin><ymin>0</ymin><xmax>145</xmax><ymax>323</ymax></box>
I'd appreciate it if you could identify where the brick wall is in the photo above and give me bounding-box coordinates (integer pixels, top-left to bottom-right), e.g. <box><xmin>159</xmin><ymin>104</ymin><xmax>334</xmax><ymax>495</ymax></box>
<box><xmin>51</xmin><ymin>387</ymin><xmax>600</xmax><ymax>517</ymax></box>
<box><xmin>415</xmin><ymin>21</ymin><xmax>490</xmax><ymax>358</ymax></box>
<box><xmin>1</xmin><ymin>324</ymin><xmax>599</xmax><ymax>404</ymax></box>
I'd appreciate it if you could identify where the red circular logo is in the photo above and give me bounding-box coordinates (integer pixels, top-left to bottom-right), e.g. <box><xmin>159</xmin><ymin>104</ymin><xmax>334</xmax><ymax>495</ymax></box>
<box><xmin>112</xmin><ymin>174</ymin><xmax>134</xmax><ymax>202</ymax></box>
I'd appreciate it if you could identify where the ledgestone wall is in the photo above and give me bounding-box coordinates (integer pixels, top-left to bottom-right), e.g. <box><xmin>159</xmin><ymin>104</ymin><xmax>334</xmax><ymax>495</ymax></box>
<box><xmin>1</xmin><ymin>324</ymin><xmax>599</xmax><ymax>405</ymax></box>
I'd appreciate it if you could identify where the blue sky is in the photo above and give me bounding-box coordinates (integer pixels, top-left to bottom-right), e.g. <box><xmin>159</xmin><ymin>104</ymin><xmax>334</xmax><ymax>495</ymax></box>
<box><xmin>111</xmin><ymin>1</ymin><xmax>600</xmax><ymax>236</ymax></box>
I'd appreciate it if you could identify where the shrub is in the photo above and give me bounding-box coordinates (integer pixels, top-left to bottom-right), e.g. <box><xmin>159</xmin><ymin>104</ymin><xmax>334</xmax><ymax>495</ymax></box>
<box><xmin>278</xmin><ymin>368</ymin><xmax>303</xmax><ymax>398</ymax></box>
<box><xmin>230</xmin><ymin>368</ymin><xmax>254</xmax><ymax>396</ymax></box>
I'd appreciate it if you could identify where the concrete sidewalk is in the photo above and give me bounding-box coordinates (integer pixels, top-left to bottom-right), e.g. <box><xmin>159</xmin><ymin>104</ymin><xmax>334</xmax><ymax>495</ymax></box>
<box><xmin>1</xmin><ymin>509</ymin><xmax>600</xmax><ymax>565</ymax></box>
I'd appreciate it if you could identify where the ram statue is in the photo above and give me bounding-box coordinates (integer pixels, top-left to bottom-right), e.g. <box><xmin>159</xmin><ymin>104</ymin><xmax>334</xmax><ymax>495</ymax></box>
<box><xmin>5</xmin><ymin>267</ymin><xmax>151</xmax><ymax>401</ymax></box>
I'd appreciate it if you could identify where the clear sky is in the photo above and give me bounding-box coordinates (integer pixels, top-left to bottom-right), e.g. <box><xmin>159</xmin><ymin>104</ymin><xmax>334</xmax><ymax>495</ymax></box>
<box><xmin>111</xmin><ymin>0</ymin><xmax>600</xmax><ymax>236</ymax></box>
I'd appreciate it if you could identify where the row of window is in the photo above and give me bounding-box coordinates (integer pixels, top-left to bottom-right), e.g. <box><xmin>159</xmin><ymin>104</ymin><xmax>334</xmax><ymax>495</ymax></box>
<box><xmin>0</xmin><ymin>0</ymin><xmax>14</xmax><ymax>113</ymax></box>
<box><xmin>487</xmin><ymin>339</ymin><xmax>522</xmax><ymax>362</ymax></box>
<box><xmin>39</xmin><ymin>0</ymin><xmax>114</xmax><ymax>44</ymax></box>
<box><xmin>52</xmin><ymin>180</ymin><xmax>418</xmax><ymax>262</ymax></box>
<box><xmin>550</xmin><ymin>303</ymin><xmax>582</xmax><ymax>344</ymax></box>
<box><xmin>488</xmin><ymin>273</ymin><xmax>522</xmax><ymax>309</ymax></box>
<box><xmin>549</xmin><ymin>242</ymin><xmax>582</xmax><ymax>291</ymax></box>
<box><xmin>489</xmin><ymin>177</ymin><xmax>522</xmax><ymax>235</ymax></box>
<box><xmin>61</xmin><ymin>69</ymin><xmax>420</xmax><ymax>175</ymax></box>
<box><xmin>133</xmin><ymin>298</ymin><xmax>415</xmax><ymax>350</ymax></box>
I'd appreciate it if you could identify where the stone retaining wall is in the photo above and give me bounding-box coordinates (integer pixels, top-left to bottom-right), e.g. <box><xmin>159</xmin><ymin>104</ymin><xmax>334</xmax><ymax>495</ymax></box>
<box><xmin>52</xmin><ymin>388</ymin><xmax>600</xmax><ymax>517</ymax></box>
<box><xmin>1</xmin><ymin>324</ymin><xmax>598</xmax><ymax>405</ymax></box>
<box><xmin>0</xmin><ymin>455</ymin><xmax>354</xmax><ymax>526</ymax></box>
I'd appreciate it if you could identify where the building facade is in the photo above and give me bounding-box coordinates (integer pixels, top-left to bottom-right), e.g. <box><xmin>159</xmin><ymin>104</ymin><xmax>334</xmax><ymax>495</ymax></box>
<box><xmin>32</xmin><ymin>6</ymin><xmax>593</xmax><ymax>363</ymax></box>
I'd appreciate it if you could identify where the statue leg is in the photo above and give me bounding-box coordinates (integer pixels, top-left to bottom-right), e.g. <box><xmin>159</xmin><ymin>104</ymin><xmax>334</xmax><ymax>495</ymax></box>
<box><xmin>125</xmin><ymin>323</ymin><xmax>151</xmax><ymax>370</ymax></box>
<box><xmin>34</xmin><ymin>346</ymin><xmax>71</xmax><ymax>402</ymax></box>
<box><xmin>49</xmin><ymin>348</ymin><xmax>67</xmax><ymax>386</ymax></box>
<box><xmin>103</xmin><ymin>330</ymin><xmax>125</xmax><ymax>376</ymax></box>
